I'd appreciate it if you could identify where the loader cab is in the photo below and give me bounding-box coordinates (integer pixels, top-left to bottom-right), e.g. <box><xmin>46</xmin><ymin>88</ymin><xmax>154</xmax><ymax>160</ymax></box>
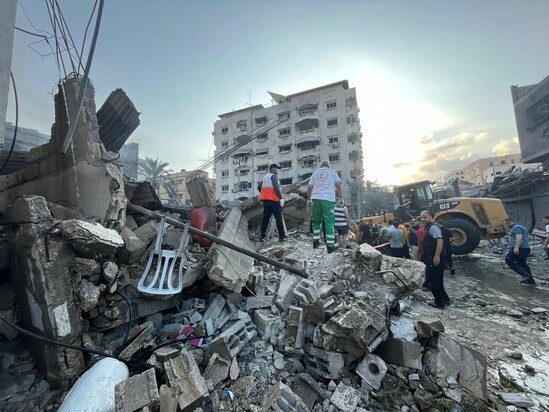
<box><xmin>394</xmin><ymin>180</ymin><xmax>434</xmax><ymax>220</ymax></box>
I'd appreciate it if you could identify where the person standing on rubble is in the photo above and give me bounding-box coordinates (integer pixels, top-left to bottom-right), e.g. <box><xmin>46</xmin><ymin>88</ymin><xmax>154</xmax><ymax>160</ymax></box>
<box><xmin>334</xmin><ymin>199</ymin><xmax>351</xmax><ymax>249</ymax></box>
<box><xmin>258</xmin><ymin>163</ymin><xmax>287</xmax><ymax>242</ymax></box>
<box><xmin>307</xmin><ymin>160</ymin><xmax>343</xmax><ymax>253</ymax></box>
<box><xmin>503</xmin><ymin>218</ymin><xmax>535</xmax><ymax>285</ymax></box>
<box><xmin>436</xmin><ymin>220</ymin><xmax>456</xmax><ymax>276</ymax></box>
<box><xmin>420</xmin><ymin>210</ymin><xmax>451</xmax><ymax>309</ymax></box>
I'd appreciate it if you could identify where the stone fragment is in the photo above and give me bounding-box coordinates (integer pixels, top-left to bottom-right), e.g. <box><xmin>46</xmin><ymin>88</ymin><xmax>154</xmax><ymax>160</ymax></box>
<box><xmin>125</xmin><ymin>215</ymin><xmax>139</xmax><ymax>231</ymax></box>
<box><xmin>304</xmin><ymin>345</ymin><xmax>344</xmax><ymax>380</ymax></box>
<box><xmin>354</xmin><ymin>243</ymin><xmax>382</xmax><ymax>273</ymax></box>
<box><xmin>208</xmin><ymin>319</ymin><xmax>256</xmax><ymax>361</ymax></box>
<box><xmin>246</xmin><ymin>295</ymin><xmax>274</xmax><ymax>310</ymax></box>
<box><xmin>254</xmin><ymin>310</ymin><xmax>282</xmax><ymax>341</ymax></box>
<box><xmin>47</xmin><ymin>202</ymin><xmax>84</xmax><ymax>220</ymax></box>
<box><xmin>119</xmin><ymin>322</ymin><xmax>154</xmax><ymax>361</ymax></box>
<box><xmin>158</xmin><ymin>385</ymin><xmax>178</xmax><ymax>412</ymax></box>
<box><xmin>356</xmin><ymin>354</ymin><xmax>387</xmax><ymax>390</ymax></box>
<box><xmin>292</xmin><ymin>373</ymin><xmax>322</xmax><ymax>409</ymax></box>
<box><xmin>229</xmin><ymin>357</ymin><xmax>240</xmax><ymax>380</ymax></box>
<box><xmin>73</xmin><ymin>257</ymin><xmax>101</xmax><ymax>277</ymax></box>
<box><xmin>259</xmin><ymin>381</ymin><xmax>310</xmax><ymax>412</ymax></box>
<box><xmin>330</xmin><ymin>382</ymin><xmax>361</xmax><ymax>412</ymax></box>
<box><xmin>374</xmin><ymin>338</ymin><xmax>423</xmax><ymax>370</ymax></box>
<box><xmin>76</xmin><ymin>279</ymin><xmax>105</xmax><ymax>312</ymax></box>
<box><xmin>154</xmin><ymin>347</ymin><xmax>180</xmax><ymax>362</ymax></box>
<box><xmin>6</xmin><ymin>195</ymin><xmax>53</xmax><ymax>223</ymax></box>
<box><xmin>286</xmin><ymin>306</ymin><xmax>305</xmax><ymax>350</ymax></box>
<box><xmin>413</xmin><ymin>388</ymin><xmax>433</xmax><ymax>410</ymax></box>
<box><xmin>284</xmin><ymin>252</ymin><xmax>308</xmax><ymax>271</ymax></box>
<box><xmin>200</xmin><ymin>294</ymin><xmax>226</xmax><ymax>327</ymax></box>
<box><xmin>115</xmin><ymin>368</ymin><xmax>159</xmax><ymax>412</ymax></box>
<box><xmin>530</xmin><ymin>307</ymin><xmax>547</xmax><ymax>314</ymax></box>
<box><xmin>58</xmin><ymin>219</ymin><xmax>124</xmax><ymax>255</ymax></box>
<box><xmin>414</xmin><ymin>316</ymin><xmax>445</xmax><ymax>339</ymax></box>
<box><xmin>432</xmin><ymin>333</ymin><xmax>487</xmax><ymax>400</ymax></box>
<box><xmin>275</xmin><ymin>270</ymin><xmax>300</xmax><ymax>310</ymax></box>
<box><xmin>501</xmin><ymin>393</ymin><xmax>535</xmax><ymax>408</ymax></box>
<box><xmin>103</xmin><ymin>261</ymin><xmax>119</xmax><ymax>283</ymax></box>
<box><xmin>204</xmin><ymin>353</ymin><xmax>230</xmax><ymax>386</ymax></box>
<box><xmin>120</xmin><ymin>227</ymin><xmax>147</xmax><ymax>264</ymax></box>
<box><xmin>206</xmin><ymin>208</ymin><xmax>256</xmax><ymax>292</ymax></box>
<box><xmin>133</xmin><ymin>221</ymin><xmax>159</xmax><ymax>244</ymax></box>
<box><xmin>443</xmin><ymin>387</ymin><xmax>463</xmax><ymax>404</ymax></box>
<box><xmin>294</xmin><ymin>279</ymin><xmax>321</xmax><ymax>304</ymax></box>
<box><xmin>379</xmin><ymin>256</ymin><xmax>425</xmax><ymax>292</ymax></box>
<box><xmin>506</xmin><ymin>309</ymin><xmax>523</xmax><ymax>318</ymax></box>
<box><xmin>318</xmin><ymin>284</ymin><xmax>334</xmax><ymax>298</ymax></box>
<box><xmin>164</xmin><ymin>352</ymin><xmax>209</xmax><ymax>411</ymax></box>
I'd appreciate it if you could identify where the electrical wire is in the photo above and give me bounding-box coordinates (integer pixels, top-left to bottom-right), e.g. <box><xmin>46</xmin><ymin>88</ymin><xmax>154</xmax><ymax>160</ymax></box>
<box><xmin>79</xmin><ymin>0</ymin><xmax>99</xmax><ymax>70</ymax></box>
<box><xmin>114</xmin><ymin>291</ymin><xmax>132</xmax><ymax>353</ymax></box>
<box><xmin>60</xmin><ymin>0</ymin><xmax>105</xmax><ymax>154</ymax></box>
<box><xmin>15</xmin><ymin>26</ymin><xmax>50</xmax><ymax>42</ymax></box>
<box><xmin>0</xmin><ymin>72</ymin><xmax>19</xmax><ymax>174</ymax></box>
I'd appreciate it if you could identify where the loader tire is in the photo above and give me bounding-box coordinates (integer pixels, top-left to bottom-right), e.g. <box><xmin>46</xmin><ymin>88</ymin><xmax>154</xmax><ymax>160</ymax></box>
<box><xmin>444</xmin><ymin>218</ymin><xmax>480</xmax><ymax>255</ymax></box>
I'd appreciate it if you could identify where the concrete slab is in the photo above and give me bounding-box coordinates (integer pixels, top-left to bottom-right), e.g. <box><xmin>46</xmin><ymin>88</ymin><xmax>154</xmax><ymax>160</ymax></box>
<box><xmin>115</xmin><ymin>368</ymin><xmax>159</xmax><ymax>412</ymax></box>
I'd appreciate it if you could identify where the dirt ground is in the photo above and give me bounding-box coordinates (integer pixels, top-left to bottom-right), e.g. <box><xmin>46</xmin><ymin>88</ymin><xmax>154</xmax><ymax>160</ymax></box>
<box><xmin>409</xmin><ymin>249</ymin><xmax>549</xmax><ymax>410</ymax></box>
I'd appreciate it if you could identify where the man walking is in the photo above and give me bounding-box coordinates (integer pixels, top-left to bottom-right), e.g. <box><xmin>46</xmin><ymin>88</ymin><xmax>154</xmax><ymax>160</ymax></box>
<box><xmin>420</xmin><ymin>210</ymin><xmax>451</xmax><ymax>309</ymax></box>
<box><xmin>504</xmin><ymin>218</ymin><xmax>535</xmax><ymax>285</ymax></box>
<box><xmin>258</xmin><ymin>163</ymin><xmax>287</xmax><ymax>242</ymax></box>
<box><xmin>307</xmin><ymin>160</ymin><xmax>343</xmax><ymax>253</ymax></box>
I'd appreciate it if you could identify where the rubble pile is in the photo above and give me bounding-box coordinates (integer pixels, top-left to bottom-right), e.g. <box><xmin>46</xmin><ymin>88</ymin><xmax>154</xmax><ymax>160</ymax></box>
<box><xmin>0</xmin><ymin>200</ymin><xmax>501</xmax><ymax>411</ymax></box>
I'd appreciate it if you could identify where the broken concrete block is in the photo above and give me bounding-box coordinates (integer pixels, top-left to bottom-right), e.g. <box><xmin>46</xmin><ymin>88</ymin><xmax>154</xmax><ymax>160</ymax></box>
<box><xmin>115</xmin><ymin>368</ymin><xmax>159</xmax><ymax>412</ymax></box>
<box><xmin>294</xmin><ymin>279</ymin><xmax>320</xmax><ymax>304</ymax></box>
<box><xmin>73</xmin><ymin>257</ymin><xmax>101</xmax><ymax>277</ymax></box>
<box><xmin>353</xmin><ymin>243</ymin><xmax>382</xmax><ymax>272</ymax></box>
<box><xmin>275</xmin><ymin>270</ymin><xmax>300</xmax><ymax>310</ymax></box>
<box><xmin>47</xmin><ymin>202</ymin><xmax>84</xmax><ymax>220</ymax></box>
<box><xmin>259</xmin><ymin>381</ymin><xmax>310</xmax><ymax>412</ymax></box>
<box><xmin>208</xmin><ymin>319</ymin><xmax>256</xmax><ymax>361</ymax></box>
<box><xmin>125</xmin><ymin>215</ymin><xmax>138</xmax><ymax>231</ymax></box>
<box><xmin>285</xmin><ymin>306</ymin><xmax>305</xmax><ymax>351</ymax></box>
<box><xmin>414</xmin><ymin>316</ymin><xmax>445</xmax><ymax>339</ymax></box>
<box><xmin>291</xmin><ymin>373</ymin><xmax>322</xmax><ymax>409</ymax></box>
<box><xmin>304</xmin><ymin>345</ymin><xmax>345</xmax><ymax>380</ymax></box>
<box><xmin>6</xmin><ymin>195</ymin><xmax>53</xmax><ymax>223</ymax></box>
<box><xmin>374</xmin><ymin>338</ymin><xmax>423</xmax><ymax>370</ymax></box>
<box><xmin>164</xmin><ymin>352</ymin><xmax>209</xmax><ymax>411</ymax></box>
<box><xmin>133</xmin><ymin>221</ymin><xmax>159</xmax><ymax>245</ymax></box>
<box><xmin>330</xmin><ymin>382</ymin><xmax>361</xmax><ymax>412</ymax></box>
<box><xmin>120</xmin><ymin>226</ymin><xmax>147</xmax><ymax>264</ymax></box>
<box><xmin>76</xmin><ymin>279</ymin><xmax>105</xmax><ymax>312</ymax></box>
<box><xmin>158</xmin><ymin>385</ymin><xmax>178</xmax><ymax>412</ymax></box>
<box><xmin>119</xmin><ymin>321</ymin><xmax>154</xmax><ymax>361</ymax></box>
<box><xmin>206</xmin><ymin>208</ymin><xmax>256</xmax><ymax>292</ymax></box>
<box><xmin>356</xmin><ymin>353</ymin><xmax>387</xmax><ymax>390</ymax></box>
<box><xmin>254</xmin><ymin>310</ymin><xmax>282</xmax><ymax>340</ymax></box>
<box><xmin>247</xmin><ymin>266</ymin><xmax>265</xmax><ymax>296</ymax></box>
<box><xmin>432</xmin><ymin>333</ymin><xmax>488</xmax><ymax>400</ymax></box>
<box><xmin>246</xmin><ymin>295</ymin><xmax>274</xmax><ymax>311</ymax></box>
<box><xmin>204</xmin><ymin>353</ymin><xmax>230</xmax><ymax>386</ymax></box>
<box><xmin>501</xmin><ymin>393</ymin><xmax>535</xmax><ymax>408</ymax></box>
<box><xmin>200</xmin><ymin>294</ymin><xmax>226</xmax><ymax>327</ymax></box>
<box><xmin>102</xmin><ymin>261</ymin><xmax>119</xmax><ymax>284</ymax></box>
<box><xmin>58</xmin><ymin>220</ymin><xmax>124</xmax><ymax>255</ymax></box>
<box><xmin>154</xmin><ymin>347</ymin><xmax>180</xmax><ymax>363</ymax></box>
<box><xmin>379</xmin><ymin>256</ymin><xmax>425</xmax><ymax>292</ymax></box>
<box><xmin>283</xmin><ymin>252</ymin><xmax>308</xmax><ymax>271</ymax></box>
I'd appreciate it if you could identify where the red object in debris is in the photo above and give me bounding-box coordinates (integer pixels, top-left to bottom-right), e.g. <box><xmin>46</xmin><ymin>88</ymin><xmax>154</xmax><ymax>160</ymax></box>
<box><xmin>188</xmin><ymin>207</ymin><xmax>217</xmax><ymax>248</ymax></box>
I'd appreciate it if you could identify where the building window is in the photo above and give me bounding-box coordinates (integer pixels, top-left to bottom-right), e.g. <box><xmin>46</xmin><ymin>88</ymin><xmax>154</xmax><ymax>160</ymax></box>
<box><xmin>256</xmin><ymin>148</ymin><xmax>269</xmax><ymax>157</ymax></box>
<box><xmin>326</xmin><ymin>100</ymin><xmax>337</xmax><ymax>110</ymax></box>
<box><xmin>255</xmin><ymin>116</ymin><xmax>267</xmax><ymax>126</ymax></box>
<box><xmin>345</xmin><ymin>96</ymin><xmax>357</xmax><ymax>107</ymax></box>
<box><xmin>257</xmin><ymin>133</ymin><xmax>268</xmax><ymax>142</ymax></box>
<box><xmin>279</xmin><ymin>161</ymin><xmax>292</xmax><ymax>169</ymax></box>
<box><xmin>221</xmin><ymin>185</ymin><xmax>229</xmax><ymax>192</ymax></box>
<box><xmin>278</xmin><ymin>111</ymin><xmax>290</xmax><ymax>120</ymax></box>
<box><xmin>329</xmin><ymin>154</ymin><xmax>340</xmax><ymax>163</ymax></box>
<box><xmin>237</xmin><ymin>120</ymin><xmax>247</xmax><ymax>131</ymax></box>
<box><xmin>221</xmin><ymin>126</ymin><xmax>228</xmax><ymax>134</ymax></box>
<box><xmin>236</xmin><ymin>181</ymin><xmax>252</xmax><ymax>191</ymax></box>
<box><xmin>221</xmin><ymin>141</ymin><xmax>229</xmax><ymax>148</ymax></box>
<box><xmin>240</xmin><ymin>168</ymin><xmax>250</xmax><ymax>176</ymax></box>
<box><xmin>279</xmin><ymin>144</ymin><xmax>292</xmax><ymax>153</ymax></box>
<box><xmin>328</xmin><ymin>135</ymin><xmax>339</xmax><ymax>144</ymax></box>
<box><xmin>302</xmin><ymin>157</ymin><xmax>316</xmax><ymax>167</ymax></box>
<box><xmin>278</xmin><ymin>128</ymin><xmax>291</xmax><ymax>137</ymax></box>
<box><xmin>221</xmin><ymin>170</ymin><xmax>229</xmax><ymax>177</ymax></box>
<box><xmin>280</xmin><ymin>178</ymin><xmax>293</xmax><ymax>185</ymax></box>
<box><xmin>501</xmin><ymin>160</ymin><xmax>506</xmax><ymax>165</ymax></box>
<box><xmin>257</xmin><ymin>164</ymin><xmax>268</xmax><ymax>173</ymax></box>
<box><xmin>347</xmin><ymin>114</ymin><xmax>357</xmax><ymax>124</ymax></box>
<box><xmin>327</xmin><ymin>118</ymin><xmax>338</xmax><ymax>127</ymax></box>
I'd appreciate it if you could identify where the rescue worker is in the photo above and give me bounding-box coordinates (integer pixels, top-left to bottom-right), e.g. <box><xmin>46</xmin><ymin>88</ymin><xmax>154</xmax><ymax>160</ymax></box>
<box><xmin>258</xmin><ymin>163</ymin><xmax>287</xmax><ymax>242</ymax></box>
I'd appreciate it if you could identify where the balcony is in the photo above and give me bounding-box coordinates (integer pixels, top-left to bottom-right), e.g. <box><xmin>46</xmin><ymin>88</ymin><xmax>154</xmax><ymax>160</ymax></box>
<box><xmin>295</xmin><ymin>118</ymin><xmax>319</xmax><ymax>133</ymax></box>
<box><xmin>300</xmin><ymin>154</ymin><xmax>318</xmax><ymax>169</ymax></box>
<box><xmin>348</xmin><ymin>133</ymin><xmax>358</xmax><ymax>144</ymax></box>
<box><xmin>295</xmin><ymin>135</ymin><xmax>320</xmax><ymax>151</ymax></box>
<box><xmin>297</xmin><ymin>103</ymin><xmax>318</xmax><ymax>119</ymax></box>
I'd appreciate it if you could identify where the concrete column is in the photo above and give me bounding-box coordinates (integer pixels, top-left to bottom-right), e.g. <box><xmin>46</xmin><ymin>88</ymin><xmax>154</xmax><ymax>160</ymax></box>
<box><xmin>0</xmin><ymin>0</ymin><xmax>17</xmax><ymax>149</ymax></box>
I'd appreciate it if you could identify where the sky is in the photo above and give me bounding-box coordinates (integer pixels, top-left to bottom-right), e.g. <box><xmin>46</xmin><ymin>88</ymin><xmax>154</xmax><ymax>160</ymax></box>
<box><xmin>6</xmin><ymin>0</ymin><xmax>549</xmax><ymax>185</ymax></box>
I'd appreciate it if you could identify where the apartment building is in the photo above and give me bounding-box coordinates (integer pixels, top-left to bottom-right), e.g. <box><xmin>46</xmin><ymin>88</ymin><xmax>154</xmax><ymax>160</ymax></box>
<box><xmin>462</xmin><ymin>154</ymin><xmax>522</xmax><ymax>186</ymax></box>
<box><xmin>157</xmin><ymin>169</ymin><xmax>214</xmax><ymax>205</ymax></box>
<box><xmin>442</xmin><ymin>169</ymin><xmax>464</xmax><ymax>184</ymax></box>
<box><xmin>212</xmin><ymin>81</ymin><xmax>364</xmax><ymax>203</ymax></box>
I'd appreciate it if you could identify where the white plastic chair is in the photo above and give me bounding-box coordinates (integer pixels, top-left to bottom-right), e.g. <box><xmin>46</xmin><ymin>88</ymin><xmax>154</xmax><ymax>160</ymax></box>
<box><xmin>138</xmin><ymin>217</ymin><xmax>190</xmax><ymax>295</ymax></box>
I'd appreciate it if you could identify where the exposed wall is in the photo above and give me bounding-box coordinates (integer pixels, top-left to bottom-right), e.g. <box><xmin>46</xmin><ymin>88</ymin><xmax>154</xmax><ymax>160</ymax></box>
<box><xmin>0</xmin><ymin>0</ymin><xmax>17</xmax><ymax>149</ymax></box>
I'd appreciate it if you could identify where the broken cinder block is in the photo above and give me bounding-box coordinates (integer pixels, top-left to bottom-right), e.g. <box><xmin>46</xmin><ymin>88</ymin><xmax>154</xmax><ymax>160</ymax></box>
<box><xmin>115</xmin><ymin>368</ymin><xmax>159</xmax><ymax>412</ymax></box>
<box><xmin>259</xmin><ymin>381</ymin><xmax>310</xmax><ymax>412</ymax></box>
<box><xmin>164</xmin><ymin>352</ymin><xmax>209</xmax><ymax>411</ymax></box>
<box><xmin>208</xmin><ymin>319</ymin><xmax>256</xmax><ymax>361</ymax></box>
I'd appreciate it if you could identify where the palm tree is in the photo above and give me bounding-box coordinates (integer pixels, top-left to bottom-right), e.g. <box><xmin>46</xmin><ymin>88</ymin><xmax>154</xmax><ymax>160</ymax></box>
<box><xmin>138</xmin><ymin>157</ymin><xmax>173</xmax><ymax>194</ymax></box>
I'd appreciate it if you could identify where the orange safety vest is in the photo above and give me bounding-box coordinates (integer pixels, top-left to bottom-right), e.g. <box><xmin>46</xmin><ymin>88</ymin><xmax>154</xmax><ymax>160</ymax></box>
<box><xmin>260</xmin><ymin>173</ymin><xmax>281</xmax><ymax>202</ymax></box>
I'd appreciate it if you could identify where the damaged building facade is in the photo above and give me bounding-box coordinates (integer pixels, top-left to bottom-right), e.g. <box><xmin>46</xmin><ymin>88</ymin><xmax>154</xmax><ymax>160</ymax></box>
<box><xmin>212</xmin><ymin>81</ymin><xmax>364</xmax><ymax>206</ymax></box>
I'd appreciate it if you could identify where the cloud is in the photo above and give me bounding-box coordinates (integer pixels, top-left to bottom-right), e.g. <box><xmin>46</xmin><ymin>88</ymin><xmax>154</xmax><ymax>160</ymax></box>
<box><xmin>492</xmin><ymin>137</ymin><xmax>519</xmax><ymax>156</ymax></box>
<box><xmin>392</xmin><ymin>162</ymin><xmax>411</xmax><ymax>169</ymax></box>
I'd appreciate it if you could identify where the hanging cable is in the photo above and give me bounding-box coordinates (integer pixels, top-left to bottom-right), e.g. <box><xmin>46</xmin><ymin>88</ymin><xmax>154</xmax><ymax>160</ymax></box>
<box><xmin>79</xmin><ymin>0</ymin><xmax>99</xmax><ymax>71</ymax></box>
<box><xmin>60</xmin><ymin>0</ymin><xmax>105</xmax><ymax>154</ymax></box>
<box><xmin>0</xmin><ymin>72</ymin><xmax>19</xmax><ymax>174</ymax></box>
